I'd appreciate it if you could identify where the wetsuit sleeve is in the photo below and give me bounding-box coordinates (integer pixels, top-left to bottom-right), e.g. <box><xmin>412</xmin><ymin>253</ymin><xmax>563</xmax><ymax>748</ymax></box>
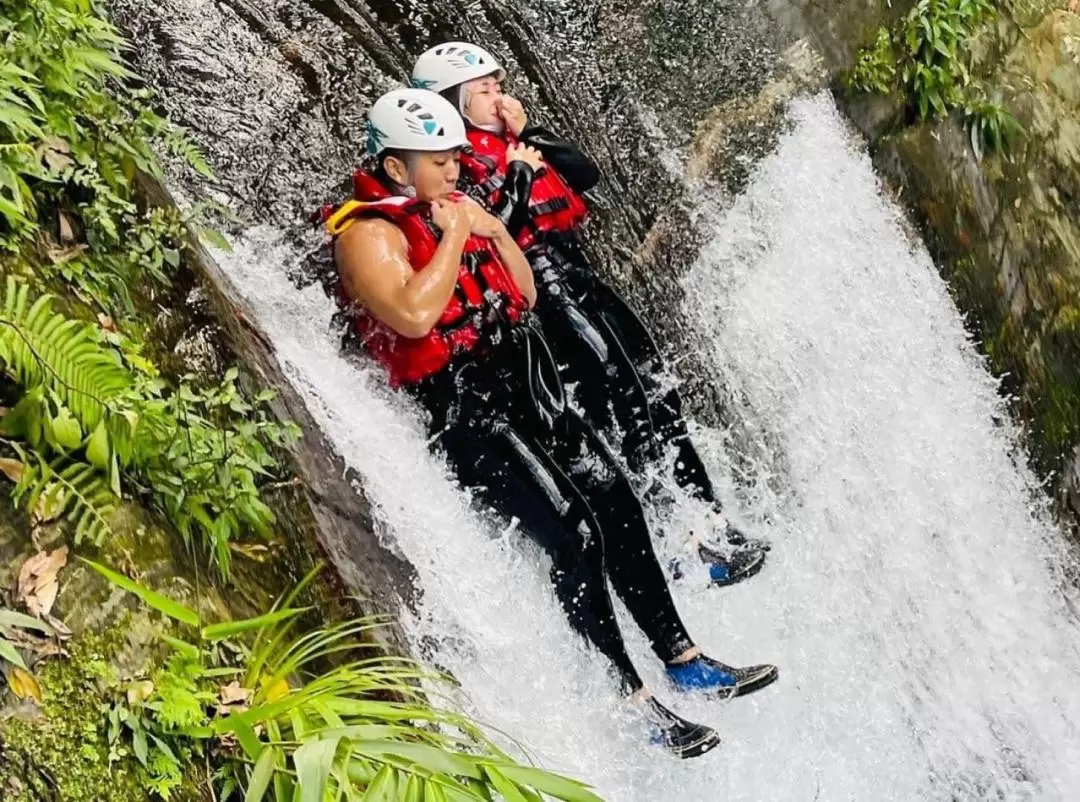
<box><xmin>519</xmin><ymin>124</ymin><xmax>600</xmax><ymax>193</ymax></box>
<box><xmin>490</xmin><ymin>160</ymin><xmax>536</xmax><ymax>240</ymax></box>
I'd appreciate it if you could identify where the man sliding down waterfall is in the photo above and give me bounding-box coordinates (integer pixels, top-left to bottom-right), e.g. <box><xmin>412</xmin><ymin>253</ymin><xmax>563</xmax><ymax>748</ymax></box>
<box><xmin>326</xmin><ymin>88</ymin><xmax>779</xmax><ymax>759</ymax></box>
<box><xmin>411</xmin><ymin>42</ymin><xmax>770</xmax><ymax>587</ymax></box>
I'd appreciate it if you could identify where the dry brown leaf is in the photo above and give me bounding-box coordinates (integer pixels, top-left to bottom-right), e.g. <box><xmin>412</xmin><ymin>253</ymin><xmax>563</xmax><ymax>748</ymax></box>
<box><xmin>127</xmin><ymin>679</ymin><xmax>155</xmax><ymax>706</ymax></box>
<box><xmin>40</xmin><ymin>136</ymin><xmax>73</xmax><ymax>173</ymax></box>
<box><xmin>8</xmin><ymin>666</ymin><xmax>43</xmax><ymax>703</ymax></box>
<box><xmin>216</xmin><ymin>730</ymin><xmax>239</xmax><ymax>749</ymax></box>
<box><xmin>45</xmin><ymin>243</ymin><xmax>88</xmax><ymax>265</ymax></box>
<box><xmin>33</xmin><ymin>483</ymin><xmax>67</xmax><ymax>524</ymax></box>
<box><xmin>1</xmin><ymin>629</ymin><xmax>62</xmax><ymax>658</ymax></box>
<box><xmin>215</xmin><ymin>680</ymin><xmax>254</xmax><ymax>716</ymax></box>
<box><xmin>42</xmin><ymin>614</ymin><xmax>72</xmax><ymax>640</ymax></box>
<box><xmin>228</xmin><ymin>542</ymin><xmax>271</xmax><ymax>562</ymax></box>
<box><xmin>16</xmin><ymin>546</ymin><xmax>69</xmax><ymax>619</ymax></box>
<box><xmin>25</xmin><ymin>582</ymin><xmax>58</xmax><ymax>619</ymax></box>
<box><xmin>0</xmin><ymin>458</ymin><xmax>24</xmax><ymax>483</ymax></box>
<box><xmin>219</xmin><ymin>681</ymin><xmax>253</xmax><ymax>705</ymax></box>
<box><xmin>57</xmin><ymin>211</ymin><xmax>76</xmax><ymax>244</ymax></box>
<box><xmin>97</xmin><ymin>313</ymin><xmax>117</xmax><ymax>332</ymax></box>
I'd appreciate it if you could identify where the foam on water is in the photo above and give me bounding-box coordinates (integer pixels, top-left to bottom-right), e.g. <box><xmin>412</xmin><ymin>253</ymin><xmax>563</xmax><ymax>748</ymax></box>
<box><xmin>215</xmin><ymin>93</ymin><xmax>1080</xmax><ymax>800</ymax></box>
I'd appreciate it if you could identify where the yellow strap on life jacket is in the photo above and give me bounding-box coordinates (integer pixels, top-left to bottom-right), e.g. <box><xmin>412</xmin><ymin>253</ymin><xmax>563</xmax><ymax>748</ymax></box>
<box><xmin>325</xmin><ymin>200</ymin><xmax>375</xmax><ymax>237</ymax></box>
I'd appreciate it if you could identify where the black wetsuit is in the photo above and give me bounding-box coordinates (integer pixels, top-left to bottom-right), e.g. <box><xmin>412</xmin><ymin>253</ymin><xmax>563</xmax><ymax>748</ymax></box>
<box><xmin>409</xmin><ymin>317</ymin><xmax>694</xmax><ymax>693</ymax></box>
<box><xmin>479</xmin><ymin>126</ymin><xmax>723</xmax><ymax>509</ymax></box>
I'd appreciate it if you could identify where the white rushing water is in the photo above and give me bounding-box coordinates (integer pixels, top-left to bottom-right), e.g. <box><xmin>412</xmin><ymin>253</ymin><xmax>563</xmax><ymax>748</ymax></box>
<box><xmin>215</xmin><ymin>93</ymin><xmax>1080</xmax><ymax>800</ymax></box>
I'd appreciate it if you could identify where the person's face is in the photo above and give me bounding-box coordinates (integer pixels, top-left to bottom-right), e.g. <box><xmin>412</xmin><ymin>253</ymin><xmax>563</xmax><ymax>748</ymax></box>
<box><xmin>462</xmin><ymin>75</ymin><xmax>503</xmax><ymax>127</ymax></box>
<box><xmin>385</xmin><ymin>149</ymin><xmax>462</xmax><ymax>200</ymax></box>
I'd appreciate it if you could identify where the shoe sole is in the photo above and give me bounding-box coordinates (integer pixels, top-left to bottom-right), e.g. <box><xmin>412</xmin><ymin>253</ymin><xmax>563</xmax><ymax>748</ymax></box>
<box><xmin>733</xmin><ymin>665</ymin><xmax>780</xmax><ymax>698</ymax></box>
<box><xmin>710</xmin><ymin>550</ymin><xmax>766</xmax><ymax>587</ymax></box>
<box><xmin>672</xmin><ymin>728</ymin><xmax>723</xmax><ymax>760</ymax></box>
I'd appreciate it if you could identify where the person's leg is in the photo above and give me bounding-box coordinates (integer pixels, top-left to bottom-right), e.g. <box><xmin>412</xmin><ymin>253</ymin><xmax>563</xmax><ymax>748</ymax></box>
<box><xmin>532</xmin><ymin>267</ymin><xmax>654</xmax><ymax>455</ymax></box>
<box><xmin>435</xmin><ymin>396</ymin><xmax>645</xmax><ymax>695</ymax></box>
<box><xmin>568</xmin><ymin>270</ymin><xmax>773</xmax><ymax>560</ymax></box>
<box><xmin>536</xmin><ymin>408</ymin><xmax>779</xmax><ymax>697</ymax></box>
<box><xmin>587</xmin><ymin>279</ymin><xmax>718</xmax><ymax>499</ymax></box>
<box><xmin>538</xmin><ymin>408</ymin><xmax>695</xmax><ymax>661</ymax></box>
<box><xmin>439</xmin><ymin>410</ymin><xmax>732</xmax><ymax>755</ymax></box>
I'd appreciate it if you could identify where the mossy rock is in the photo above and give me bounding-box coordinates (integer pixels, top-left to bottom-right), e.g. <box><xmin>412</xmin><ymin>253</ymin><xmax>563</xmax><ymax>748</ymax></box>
<box><xmin>0</xmin><ymin>633</ymin><xmax>203</xmax><ymax>802</ymax></box>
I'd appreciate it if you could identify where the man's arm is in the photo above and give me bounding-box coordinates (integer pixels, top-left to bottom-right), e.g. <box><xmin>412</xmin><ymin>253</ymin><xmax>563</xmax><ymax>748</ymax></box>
<box><xmin>519</xmin><ymin>124</ymin><xmax>600</xmax><ymax>193</ymax></box>
<box><xmin>335</xmin><ymin>210</ymin><xmax>470</xmax><ymax>338</ymax></box>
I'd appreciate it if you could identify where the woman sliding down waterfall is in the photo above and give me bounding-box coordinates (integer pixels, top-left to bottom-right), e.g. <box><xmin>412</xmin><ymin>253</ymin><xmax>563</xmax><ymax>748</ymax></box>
<box><xmin>411</xmin><ymin>42</ymin><xmax>770</xmax><ymax>587</ymax></box>
<box><xmin>326</xmin><ymin>87</ymin><xmax>779</xmax><ymax>759</ymax></box>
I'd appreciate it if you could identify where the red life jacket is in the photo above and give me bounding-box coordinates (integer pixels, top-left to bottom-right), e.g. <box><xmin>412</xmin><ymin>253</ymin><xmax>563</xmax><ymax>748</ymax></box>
<box><xmin>327</xmin><ymin>171</ymin><xmax>528</xmax><ymax>387</ymax></box>
<box><xmin>461</xmin><ymin>128</ymin><xmax>589</xmax><ymax>251</ymax></box>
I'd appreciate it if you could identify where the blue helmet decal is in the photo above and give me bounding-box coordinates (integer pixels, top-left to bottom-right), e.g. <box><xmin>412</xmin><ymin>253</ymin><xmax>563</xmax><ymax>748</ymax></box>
<box><xmin>423</xmin><ymin>120</ymin><xmax>438</xmax><ymax>134</ymax></box>
<box><xmin>464</xmin><ymin>52</ymin><xmax>477</xmax><ymax>65</ymax></box>
<box><xmin>411</xmin><ymin>77</ymin><xmax>436</xmax><ymax>89</ymax></box>
<box><xmin>366</xmin><ymin>120</ymin><xmax>386</xmax><ymax>155</ymax></box>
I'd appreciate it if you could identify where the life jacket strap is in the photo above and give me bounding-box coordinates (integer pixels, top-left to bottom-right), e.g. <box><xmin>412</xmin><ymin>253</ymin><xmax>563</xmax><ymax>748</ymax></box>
<box><xmin>530</xmin><ymin>197</ymin><xmax>572</xmax><ymax>217</ymax></box>
<box><xmin>325</xmin><ymin>199</ymin><xmax>375</xmax><ymax>236</ymax></box>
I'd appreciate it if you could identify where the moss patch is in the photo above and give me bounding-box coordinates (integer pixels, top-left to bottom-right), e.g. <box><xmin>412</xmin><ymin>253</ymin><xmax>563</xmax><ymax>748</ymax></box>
<box><xmin>0</xmin><ymin>632</ymin><xmax>203</xmax><ymax>802</ymax></box>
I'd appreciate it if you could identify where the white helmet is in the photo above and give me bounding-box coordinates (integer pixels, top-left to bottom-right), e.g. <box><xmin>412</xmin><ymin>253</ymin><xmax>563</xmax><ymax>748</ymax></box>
<box><xmin>411</xmin><ymin>41</ymin><xmax>506</xmax><ymax>94</ymax></box>
<box><xmin>365</xmin><ymin>88</ymin><xmax>468</xmax><ymax>156</ymax></box>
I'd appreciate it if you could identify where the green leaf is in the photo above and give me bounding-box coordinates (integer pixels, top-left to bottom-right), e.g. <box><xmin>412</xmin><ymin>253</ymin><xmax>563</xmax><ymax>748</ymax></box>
<box><xmin>47</xmin><ymin>406</ymin><xmax>83</xmax><ymax>451</ymax></box>
<box><xmin>352</xmin><ymin>741</ymin><xmax>484</xmax><ymax>780</ymax></box>
<box><xmin>483</xmin><ymin>768</ymin><xmax>528</xmax><ymax>802</ymax></box>
<box><xmin>362</xmin><ymin>765</ymin><xmax>399</xmax><ymax>802</ymax></box>
<box><xmin>496</xmin><ymin>766</ymin><xmax>605</xmax><ymax>802</ymax></box>
<box><xmin>2</xmin><ymin>392</ymin><xmax>44</xmax><ymax>446</ymax></box>
<box><xmin>222</xmin><ymin>715</ymin><xmax>265</xmax><ymax>760</ymax></box>
<box><xmin>157</xmin><ymin>633</ymin><xmax>201</xmax><ymax>659</ymax></box>
<box><xmin>86</xmin><ymin>420</ymin><xmax>110</xmax><ymax>470</ymax></box>
<box><xmin>81</xmin><ymin>558</ymin><xmax>200</xmax><ymax>627</ymax></box>
<box><xmin>403</xmin><ymin>774</ymin><xmax>424</xmax><ymax>802</ymax></box>
<box><xmin>0</xmin><ymin>637</ymin><xmax>27</xmax><ymax>670</ymax></box>
<box><xmin>197</xmin><ymin>226</ymin><xmax>231</xmax><ymax>252</ymax></box>
<box><xmin>295</xmin><ymin>734</ymin><xmax>342</xmax><ymax>802</ymax></box>
<box><xmin>201</xmin><ymin>607</ymin><xmax>310</xmax><ymax>641</ymax></box>
<box><xmin>244</xmin><ymin>744</ymin><xmax>276</xmax><ymax>802</ymax></box>
<box><xmin>0</xmin><ymin>610</ymin><xmax>53</xmax><ymax>634</ymax></box>
<box><xmin>68</xmin><ymin>47</ymin><xmax>137</xmax><ymax>80</ymax></box>
<box><xmin>132</xmin><ymin>722</ymin><xmax>149</xmax><ymax>765</ymax></box>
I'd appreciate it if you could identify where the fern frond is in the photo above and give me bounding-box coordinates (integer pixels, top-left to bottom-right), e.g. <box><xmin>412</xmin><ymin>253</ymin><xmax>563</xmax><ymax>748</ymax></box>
<box><xmin>0</xmin><ymin>276</ymin><xmax>131</xmax><ymax>429</ymax></box>
<box><xmin>164</xmin><ymin>127</ymin><xmax>216</xmax><ymax>181</ymax></box>
<box><xmin>9</xmin><ymin>446</ymin><xmax>116</xmax><ymax>545</ymax></box>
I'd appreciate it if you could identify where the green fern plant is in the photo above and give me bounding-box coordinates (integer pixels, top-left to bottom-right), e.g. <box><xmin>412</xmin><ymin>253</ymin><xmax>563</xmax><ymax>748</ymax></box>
<box><xmin>0</xmin><ymin>276</ymin><xmax>131</xmax><ymax>431</ymax></box>
<box><xmin>0</xmin><ymin>277</ymin><xmax>295</xmax><ymax>574</ymax></box>
<box><xmin>3</xmin><ymin>442</ymin><xmax>117</xmax><ymax>544</ymax></box>
<box><xmin>0</xmin><ymin>0</ymin><xmax>216</xmax><ymax>252</ymax></box>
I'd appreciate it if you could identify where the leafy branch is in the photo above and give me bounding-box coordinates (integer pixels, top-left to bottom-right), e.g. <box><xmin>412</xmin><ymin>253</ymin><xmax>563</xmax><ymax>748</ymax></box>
<box><xmin>846</xmin><ymin>0</ymin><xmax>1024</xmax><ymax>157</ymax></box>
